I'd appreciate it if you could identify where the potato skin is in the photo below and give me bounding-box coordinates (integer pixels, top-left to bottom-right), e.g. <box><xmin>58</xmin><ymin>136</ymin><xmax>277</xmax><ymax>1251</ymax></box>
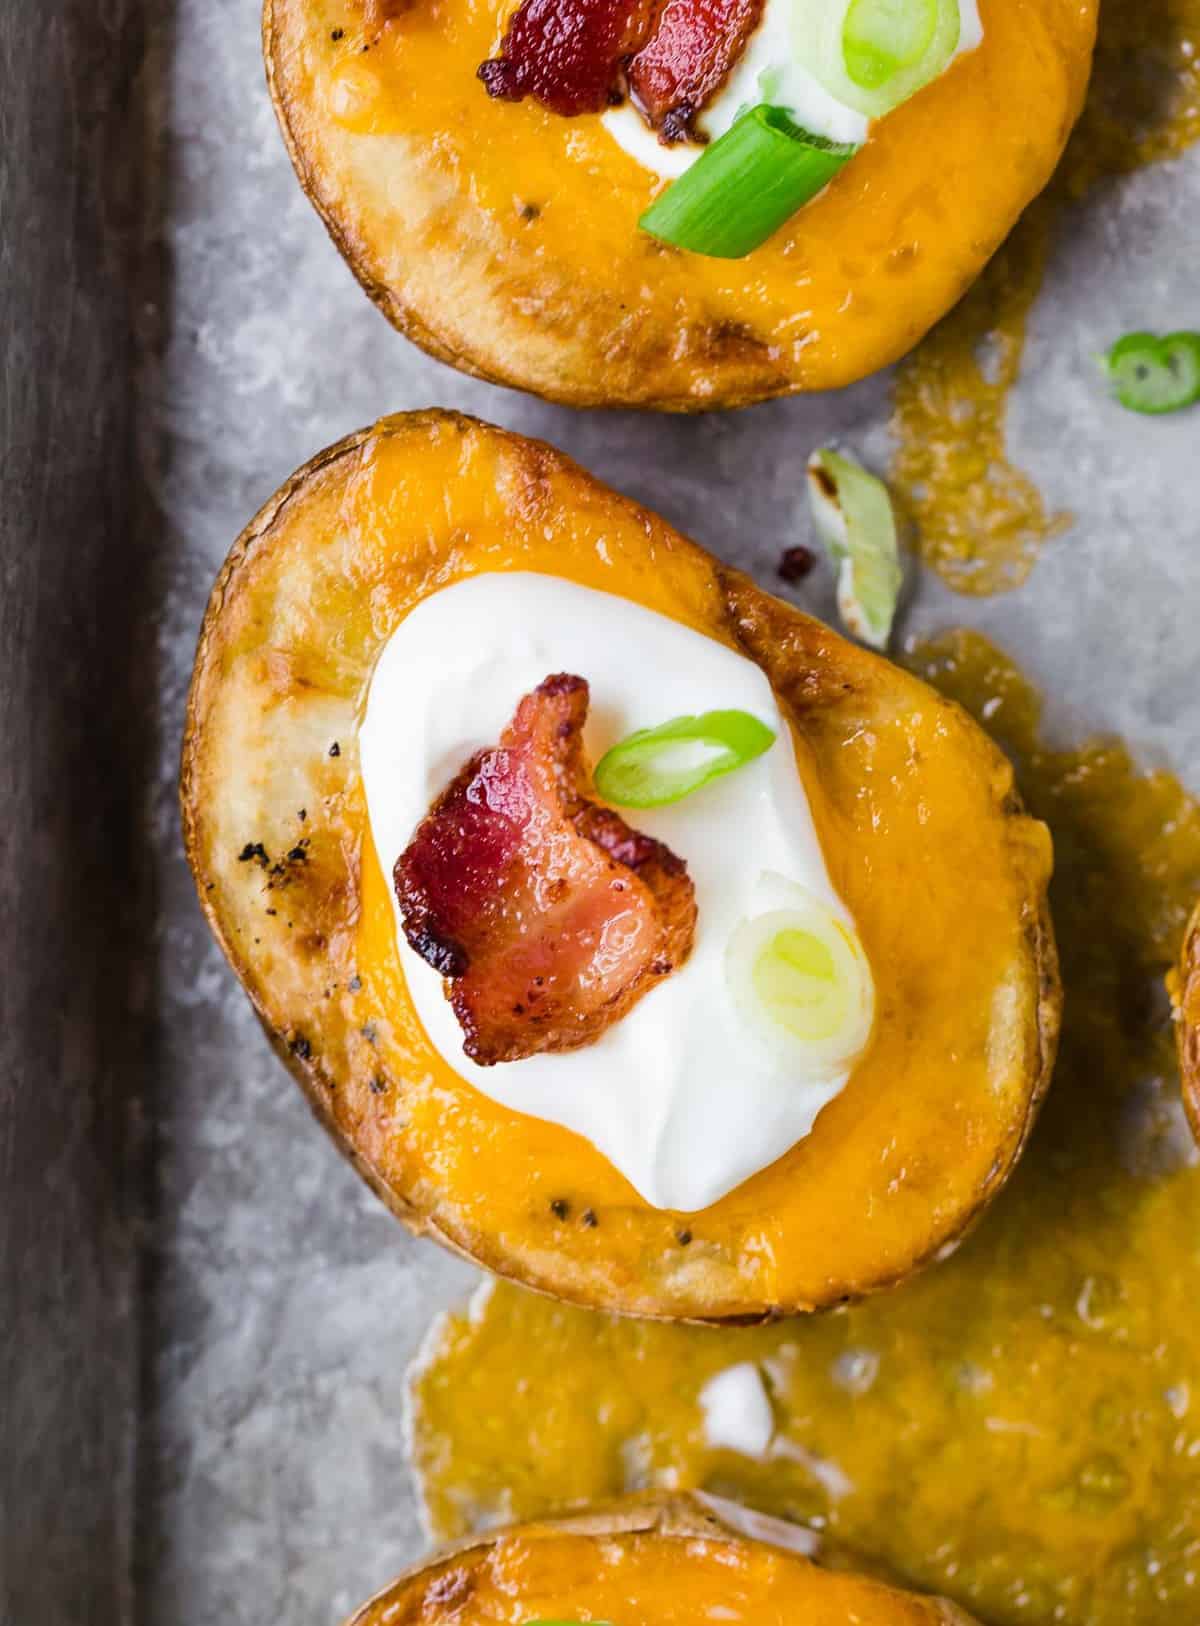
<box><xmin>1178</xmin><ymin>901</ymin><xmax>1200</xmax><ymax>1143</ymax></box>
<box><xmin>342</xmin><ymin>1491</ymin><xmax>982</xmax><ymax>1626</ymax></box>
<box><xmin>262</xmin><ymin>0</ymin><xmax>1097</xmax><ymax>411</ymax></box>
<box><xmin>181</xmin><ymin>410</ymin><xmax>1060</xmax><ymax>1321</ymax></box>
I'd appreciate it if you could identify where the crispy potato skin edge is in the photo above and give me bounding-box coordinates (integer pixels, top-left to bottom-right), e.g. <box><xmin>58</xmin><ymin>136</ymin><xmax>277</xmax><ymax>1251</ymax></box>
<box><xmin>262</xmin><ymin>4</ymin><xmax>583</xmax><ymax>408</ymax></box>
<box><xmin>180</xmin><ymin>410</ymin><xmax>1061</xmax><ymax>1324</ymax></box>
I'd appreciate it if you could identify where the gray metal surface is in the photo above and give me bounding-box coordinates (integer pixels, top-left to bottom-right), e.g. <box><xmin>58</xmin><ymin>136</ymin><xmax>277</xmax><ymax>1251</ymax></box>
<box><xmin>3</xmin><ymin>1</ymin><xmax>1199</xmax><ymax>1623</ymax></box>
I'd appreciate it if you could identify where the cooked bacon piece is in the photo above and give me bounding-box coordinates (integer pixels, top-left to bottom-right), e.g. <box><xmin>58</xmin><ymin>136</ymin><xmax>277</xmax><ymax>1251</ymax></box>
<box><xmin>395</xmin><ymin>674</ymin><xmax>696</xmax><ymax>1066</ymax></box>
<box><xmin>477</xmin><ymin>0</ymin><xmax>661</xmax><ymax>116</ymax></box>
<box><xmin>476</xmin><ymin>0</ymin><xmax>762</xmax><ymax>135</ymax></box>
<box><xmin>629</xmin><ymin>0</ymin><xmax>764</xmax><ymax>138</ymax></box>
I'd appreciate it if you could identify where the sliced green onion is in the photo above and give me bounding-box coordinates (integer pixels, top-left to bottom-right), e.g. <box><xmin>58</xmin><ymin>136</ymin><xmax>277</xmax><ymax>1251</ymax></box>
<box><xmin>594</xmin><ymin>710</ymin><xmax>776</xmax><ymax>808</ymax></box>
<box><xmin>843</xmin><ymin>0</ymin><xmax>938</xmax><ymax>88</ymax></box>
<box><xmin>806</xmin><ymin>448</ymin><xmax>903</xmax><ymax>651</ymax></box>
<box><xmin>725</xmin><ymin>881</ymin><xmax>874</xmax><ymax>1076</ymax></box>
<box><xmin>1103</xmin><ymin>331</ymin><xmax>1200</xmax><ymax>415</ymax></box>
<box><xmin>794</xmin><ymin>0</ymin><xmax>960</xmax><ymax>118</ymax></box>
<box><xmin>639</xmin><ymin>104</ymin><xmax>858</xmax><ymax>260</ymax></box>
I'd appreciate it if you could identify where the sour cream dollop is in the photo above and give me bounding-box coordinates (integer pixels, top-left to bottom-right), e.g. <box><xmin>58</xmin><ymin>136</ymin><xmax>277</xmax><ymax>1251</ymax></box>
<box><xmin>603</xmin><ymin>0</ymin><xmax>983</xmax><ymax>178</ymax></box>
<box><xmin>360</xmin><ymin>572</ymin><xmax>871</xmax><ymax>1212</ymax></box>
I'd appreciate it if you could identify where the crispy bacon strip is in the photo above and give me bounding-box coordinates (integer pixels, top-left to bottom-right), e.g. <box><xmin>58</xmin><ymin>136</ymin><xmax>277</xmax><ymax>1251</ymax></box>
<box><xmin>628</xmin><ymin>0</ymin><xmax>764</xmax><ymax>139</ymax></box>
<box><xmin>477</xmin><ymin>0</ymin><xmax>763</xmax><ymax>135</ymax></box>
<box><xmin>395</xmin><ymin>674</ymin><xmax>696</xmax><ymax>1066</ymax></box>
<box><xmin>478</xmin><ymin>0</ymin><xmax>661</xmax><ymax>117</ymax></box>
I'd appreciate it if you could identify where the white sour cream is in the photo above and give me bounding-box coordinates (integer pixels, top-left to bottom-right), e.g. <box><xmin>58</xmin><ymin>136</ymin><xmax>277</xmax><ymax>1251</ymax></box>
<box><xmin>700</xmin><ymin>1364</ymin><xmax>776</xmax><ymax>1455</ymax></box>
<box><xmin>604</xmin><ymin>0</ymin><xmax>983</xmax><ymax>178</ymax></box>
<box><xmin>359</xmin><ymin>572</ymin><xmax>865</xmax><ymax>1212</ymax></box>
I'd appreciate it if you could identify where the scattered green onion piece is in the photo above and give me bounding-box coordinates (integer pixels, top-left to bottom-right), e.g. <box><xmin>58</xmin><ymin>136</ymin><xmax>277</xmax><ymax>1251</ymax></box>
<box><xmin>794</xmin><ymin>0</ymin><xmax>960</xmax><ymax>118</ymax></box>
<box><xmin>725</xmin><ymin>882</ymin><xmax>874</xmax><ymax>1074</ymax></box>
<box><xmin>806</xmin><ymin>448</ymin><xmax>903</xmax><ymax>651</ymax></box>
<box><xmin>1103</xmin><ymin>331</ymin><xmax>1200</xmax><ymax>415</ymax></box>
<box><xmin>594</xmin><ymin>710</ymin><xmax>776</xmax><ymax>808</ymax></box>
<box><xmin>639</xmin><ymin>105</ymin><xmax>858</xmax><ymax>260</ymax></box>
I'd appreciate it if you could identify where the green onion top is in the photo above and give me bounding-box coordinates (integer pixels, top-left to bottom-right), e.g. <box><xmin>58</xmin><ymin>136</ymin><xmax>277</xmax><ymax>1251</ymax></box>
<box><xmin>1103</xmin><ymin>331</ymin><xmax>1200</xmax><ymax>416</ymax></box>
<box><xmin>639</xmin><ymin>104</ymin><xmax>858</xmax><ymax>260</ymax></box>
<box><xmin>806</xmin><ymin>448</ymin><xmax>903</xmax><ymax>651</ymax></box>
<box><xmin>594</xmin><ymin>710</ymin><xmax>776</xmax><ymax>808</ymax></box>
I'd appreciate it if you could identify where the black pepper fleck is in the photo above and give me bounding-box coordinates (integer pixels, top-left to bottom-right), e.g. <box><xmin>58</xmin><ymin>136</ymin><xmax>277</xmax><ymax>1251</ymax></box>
<box><xmin>298</xmin><ymin>808</ymin><xmax>308</xmax><ymax>822</ymax></box>
<box><xmin>266</xmin><ymin>836</ymin><xmax>311</xmax><ymax>885</ymax></box>
<box><xmin>331</xmin><ymin>25</ymin><xmax>344</xmax><ymax>38</ymax></box>
<box><xmin>369</xmin><ymin>1075</ymin><xmax>388</xmax><ymax>1095</ymax></box>
<box><xmin>361</xmin><ymin>1023</ymin><xmax>377</xmax><ymax>1044</ymax></box>
<box><xmin>329</xmin><ymin>741</ymin><xmax>341</xmax><ymax>758</ymax></box>
<box><xmin>349</xmin><ymin>974</ymin><xmax>362</xmax><ymax>993</ymax></box>
<box><xmin>676</xmin><ymin>1227</ymin><xmax>692</xmax><ymax>1246</ymax></box>
<box><xmin>581</xmin><ymin>1209</ymin><xmax>598</xmax><ymax>1228</ymax></box>
<box><xmin>289</xmin><ymin>1035</ymin><xmax>313</xmax><ymax>1060</ymax></box>
<box><xmin>238</xmin><ymin>841</ymin><xmax>269</xmax><ymax>866</ymax></box>
<box><xmin>550</xmin><ymin>1198</ymin><xmax>569</xmax><ymax>1220</ymax></box>
<box><xmin>778</xmin><ymin>545</ymin><xmax>817</xmax><ymax>584</ymax></box>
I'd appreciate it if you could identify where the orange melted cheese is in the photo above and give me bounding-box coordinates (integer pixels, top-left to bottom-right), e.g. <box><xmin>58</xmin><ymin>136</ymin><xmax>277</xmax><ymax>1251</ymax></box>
<box><xmin>336</xmin><ymin>423</ymin><xmax>1050</xmax><ymax>1317</ymax></box>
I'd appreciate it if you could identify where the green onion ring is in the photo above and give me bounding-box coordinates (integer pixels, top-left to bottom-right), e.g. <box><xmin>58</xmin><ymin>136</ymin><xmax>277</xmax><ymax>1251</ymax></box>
<box><xmin>594</xmin><ymin>709</ymin><xmax>776</xmax><ymax>808</ymax></box>
<box><xmin>793</xmin><ymin>0</ymin><xmax>961</xmax><ymax>118</ymax></box>
<box><xmin>1104</xmin><ymin>331</ymin><xmax>1200</xmax><ymax>416</ymax></box>
<box><xmin>843</xmin><ymin>0</ymin><xmax>939</xmax><ymax>89</ymax></box>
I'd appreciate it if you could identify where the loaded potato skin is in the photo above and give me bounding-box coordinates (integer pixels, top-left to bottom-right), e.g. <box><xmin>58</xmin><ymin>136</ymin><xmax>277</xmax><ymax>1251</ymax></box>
<box><xmin>182</xmin><ymin>411</ymin><xmax>1059</xmax><ymax>1321</ymax></box>
<box><xmin>264</xmin><ymin>0</ymin><xmax>1097</xmax><ymax>408</ymax></box>
<box><xmin>343</xmin><ymin>1492</ymin><xmax>982</xmax><ymax>1626</ymax></box>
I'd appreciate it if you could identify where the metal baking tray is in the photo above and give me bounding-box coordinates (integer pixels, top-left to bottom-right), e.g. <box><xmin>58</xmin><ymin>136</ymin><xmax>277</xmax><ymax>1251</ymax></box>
<box><xmin>3</xmin><ymin>3</ymin><xmax>1197</xmax><ymax>1624</ymax></box>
